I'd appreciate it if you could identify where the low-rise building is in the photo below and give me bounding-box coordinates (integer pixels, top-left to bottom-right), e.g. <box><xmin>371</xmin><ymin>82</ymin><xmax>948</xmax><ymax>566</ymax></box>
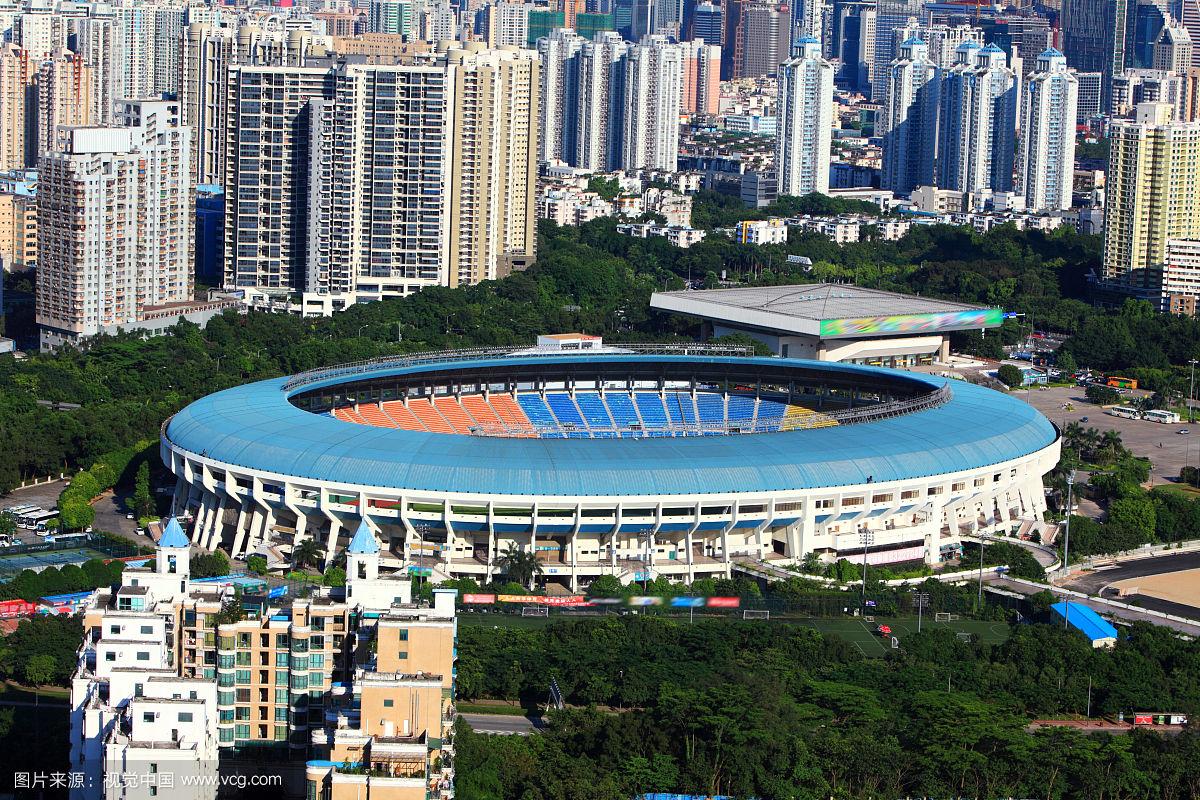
<box><xmin>617</xmin><ymin>223</ymin><xmax>707</xmax><ymax>248</ymax></box>
<box><xmin>735</xmin><ymin>218</ymin><xmax>787</xmax><ymax>245</ymax></box>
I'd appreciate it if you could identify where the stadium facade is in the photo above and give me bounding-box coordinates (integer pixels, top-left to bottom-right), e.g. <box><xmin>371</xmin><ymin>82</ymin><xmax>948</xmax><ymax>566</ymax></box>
<box><xmin>162</xmin><ymin>341</ymin><xmax>1060</xmax><ymax>589</ymax></box>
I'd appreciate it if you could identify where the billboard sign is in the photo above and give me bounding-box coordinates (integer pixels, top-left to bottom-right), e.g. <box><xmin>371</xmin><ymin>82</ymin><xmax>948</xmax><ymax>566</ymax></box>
<box><xmin>819</xmin><ymin>308</ymin><xmax>1004</xmax><ymax>338</ymax></box>
<box><xmin>462</xmin><ymin>594</ymin><xmax>496</xmax><ymax>604</ymax></box>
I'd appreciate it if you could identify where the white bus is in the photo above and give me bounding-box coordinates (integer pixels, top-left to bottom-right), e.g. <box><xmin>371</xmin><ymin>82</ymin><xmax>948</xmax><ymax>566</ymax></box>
<box><xmin>1144</xmin><ymin>409</ymin><xmax>1181</xmax><ymax>424</ymax></box>
<box><xmin>19</xmin><ymin>508</ymin><xmax>57</xmax><ymax>530</ymax></box>
<box><xmin>1106</xmin><ymin>407</ymin><xmax>1141</xmax><ymax>420</ymax></box>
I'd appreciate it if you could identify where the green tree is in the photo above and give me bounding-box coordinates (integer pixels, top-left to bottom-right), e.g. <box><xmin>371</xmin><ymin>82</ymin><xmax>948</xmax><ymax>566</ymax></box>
<box><xmin>322</xmin><ymin>566</ymin><xmax>346</xmax><ymax>587</ymax></box>
<box><xmin>132</xmin><ymin>461</ymin><xmax>154</xmax><ymax>519</ymax></box>
<box><xmin>246</xmin><ymin>555</ymin><xmax>268</xmax><ymax>575</ymax></box>
<box><xmin>0</xmin><ymin>512</ymin><xmax>15</xmax><ymax>539</ymax></box>
<box><xmin>291</xmin><ymin>539</ymin><xmax>324</xmax><ymax>570</ymax></box>
<box><xmin>495</xmin><ymin>545</ymin><xmax>543</xmax><ymax>590</ymax></box>
<box><xmin>997</xmin><ymin>364</ymin><xmax>1025</xmax><ymax>388</ymax></box>
<box><xmin>587</xmin><ymin>574</ymin><xmax>624</xmax><ymax>598</ymax></box>
<box><xmin>22</xmin><ymin>653</ymin><xmax>56</xmax><ymax>687</ymax></box>
<box><xmin>1055</xmin><ymin>350</ymin><xmax>1077</xmax><ymax>374</ymax></box>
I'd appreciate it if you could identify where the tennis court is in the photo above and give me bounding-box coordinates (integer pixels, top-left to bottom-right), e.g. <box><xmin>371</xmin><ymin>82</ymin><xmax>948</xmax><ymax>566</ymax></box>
<box><xmin>0</xmin><ymin>546</ymin><xmax>113</xmax><ymax>576</ymax></box>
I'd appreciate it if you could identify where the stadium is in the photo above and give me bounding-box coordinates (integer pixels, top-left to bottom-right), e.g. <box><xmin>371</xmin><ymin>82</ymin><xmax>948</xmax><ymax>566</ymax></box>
<box><xmin>161</xmin><ymin>337</ymin><xmax>1061</xmax><ymax>590</ymax></box>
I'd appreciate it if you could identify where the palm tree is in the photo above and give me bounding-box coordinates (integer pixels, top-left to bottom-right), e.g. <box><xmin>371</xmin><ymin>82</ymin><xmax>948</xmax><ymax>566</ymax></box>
<box><xmin>495</xmin><ymin>545</ymin><xmax>543</xmax><ymax>590</ymax></box>
<box><xmin>291</xmin><ymin>538</ymin><xmax>324</xmax><ymax>571</ymax></box>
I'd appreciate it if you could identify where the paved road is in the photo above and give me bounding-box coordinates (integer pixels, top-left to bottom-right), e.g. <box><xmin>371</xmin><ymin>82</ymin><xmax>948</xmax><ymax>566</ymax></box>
<box><xmin>1014</xmin><ymin>385</ymin><xmax>1196</xmax><ymax>485</ymax></box>
<box><xmin>459</xmin><ymin>713</ymin><xmax>543</xmax><ymax>735</ymax></box>
<box><xmin>1065</xmin><ymin>551</ymin><xmax>1200</xmax><ymax>596</ymax></box>
<box><xmin>986</xmin><ymin>575</ymin><xmax>1200</xmax><ymax>637</ymax></box>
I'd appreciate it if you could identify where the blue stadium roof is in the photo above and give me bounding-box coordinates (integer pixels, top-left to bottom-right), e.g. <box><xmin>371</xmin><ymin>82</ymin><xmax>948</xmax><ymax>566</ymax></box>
<box><xmin>1051</xmin><ymin>602</ymin><xmax>1119</xmax><ymax>642</ymax></box>
<box><xmin>164</xmin><ymin>356</ymin><xmax>1058</xmax><ymax>498</ymax></box>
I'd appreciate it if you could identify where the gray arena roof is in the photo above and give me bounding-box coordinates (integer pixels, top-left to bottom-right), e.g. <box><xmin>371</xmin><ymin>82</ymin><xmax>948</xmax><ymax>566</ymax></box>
<box><xmin>651</xmin><ymin>285</ymin><xmax>1004</xmax><ymax>339</ymax></box>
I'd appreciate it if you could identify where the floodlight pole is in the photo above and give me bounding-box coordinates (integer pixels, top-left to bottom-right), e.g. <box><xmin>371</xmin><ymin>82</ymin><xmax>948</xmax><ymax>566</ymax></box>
<box><xmin>860</xmin><ymin>530</ymin><xmax>874</xmax><ymax>613</ymax></box>
<box><xmin>1062</xmin><ymin>472</ymin><xmax>1075</xmax><ymax>630</ymax></box>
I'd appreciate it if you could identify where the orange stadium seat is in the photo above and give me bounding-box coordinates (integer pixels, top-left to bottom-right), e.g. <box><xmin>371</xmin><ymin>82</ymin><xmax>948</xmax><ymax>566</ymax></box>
<box><xmin>380</xmin><ymin>401</ymin><xmax>427</xmax><ymax>431</ymax></box>
<box><xmin>358</xmin><ymin>403</ymin><xmax>399</xmax><ymax>428</ymax></box>
<box><xmin>408</xmin><ymin>398</ymin><xmax>455</xmax><ymax>434</ymax></box>
<box><xmin>489</xmin><ymin>393</ymin><xmax>530</xmax><ymax>427</ymax></box>
<box><xmin>461</xmin><ymin>394</ymin><xmax>503</xmax><ymax>428</ymax></box>
<box><xmin>433</xmin><ymin>397</ymin><xmax>475</xmax><ymax>434</ymax></box>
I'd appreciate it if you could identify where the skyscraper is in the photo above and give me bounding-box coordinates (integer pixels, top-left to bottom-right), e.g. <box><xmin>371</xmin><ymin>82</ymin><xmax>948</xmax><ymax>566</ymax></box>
<box><xmin>691</xmin><ymin>1</ymin><xmax>722</xmax><ymax>44</ymax></box>
<box><xmin>35</xmin><ymin>50</ymin><xmax>93</xmax><ymax>159</ymax></box>
<box><xmin>738</xmin><ymin>1</ymin><xmax>792</xmax><ymax>78</ymax></box>
<box><xmin>1021</xmin><ymin>48</ymin><xmax>1079</xmax><ymax>212</ymax></box>
<box><xmin>369</xmin><ymin>0</ymin><xmax>413</xmax><ymax>35</ymax></box>
<box><xmin>1183</xmin><ymin>0</ymin><xmax>1200</xmax><ymax>67</ymax></box>
<box><xmin>224</xmin><ymin>65</ymin><xmax>334</xmax><ymax>294</ymax></box>
<box><xmin>227</xmin><ymin>44</ymin><xmax>539</xmax><ymax>304</ymax></box>
<box><xmin>1103</xmin><ymin>102</ymin><xmax>1200</xmax><ymax>291</ymax></box>
<box><xmin>0</xmin><ymin>45</ymin><xmax>34</xmax><ymax>170</ymax></box>
<box><xmin>937</xmin><ymin>42</ymin><xmax>1017</xmax><ymax>194</ymax></box>
<box><xmin>36</xmin><ymin>100</ymin><xmax>192</xmax><ymax>351</ymax></box>
<box><xmin>832</xmin><ymin>0</ymin><xmax>874</xmax><ymax>92</ymax></box>
<box><xmin>576</xmin><ymin>31</ymin><xmax>629</xmax><ymax>170</ymax></box>
<box><xmin>795</xmin><ymin>0</ymin><xmax>826</xmax><ymax>43</ymax></box>
<box><xmin>1061</xmin><ymin>0</ymin><xmax>1131</xmax><ymax>107</ymax></box>
<box><xmin>1154</xmin><ymin>23</ymin><xmax>1193</xmax><ymax>73</ymax></box>
<box><xmin>623</xmin><ymin>34</ymin><xmax>683</xmax><ymax>170</ymax></box>
<box><xmin>76</xmin><ymin>16</ymin><xmax>119</xmax><ymax>125</ymax></box>
<box><xmin>871</xmin><ymin>0</ymin><xmax>923</xmax><ymax>102</ymax></box>
<box><xmin>882</xmin><ymin>37</ymin><xmax>940</xmax><ymax>195</ymax></box>
<box><xmin>776</xmin><ymin>37</ymin><xmax>834</xmax><ymax>197</ymax></box>
<box><xmin>681</xmin><ymin>38</ymin><xmax>721</xmax><ymax>114</ymax></box>
<box><xmin>538</xmin><ymin>28</ymin><xmax>586</xmax><ymax>163</ymax></box>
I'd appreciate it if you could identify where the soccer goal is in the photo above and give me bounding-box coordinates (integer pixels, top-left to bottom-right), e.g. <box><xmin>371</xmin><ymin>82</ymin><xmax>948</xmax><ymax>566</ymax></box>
<box><xmin>890</xmin><ymin>636</ymin><xmax>900</xmax><ymax>649</ymax></box>
<box><xmin>742</xmin><ymin>609</ymin><xmax>770</xmax><ymax>620</ymax></box>
<box><xmin>863</xmin><ymin>615</ymin><xmax>875</xmax><ymax>623</ymax></box>
<box><xmin>955</xmin><ymin>631</ymin><xmax>973</xmax><ymax>642</ymax></box>
<box><xmin>935</xmin><ymin>612</ymin><xmax>960</xmax><ymax>622</ymax></box>
<box><xmin>521</xmin><ymin>606</ymin><xmax>548</xmax><ymax>617</ymax></box>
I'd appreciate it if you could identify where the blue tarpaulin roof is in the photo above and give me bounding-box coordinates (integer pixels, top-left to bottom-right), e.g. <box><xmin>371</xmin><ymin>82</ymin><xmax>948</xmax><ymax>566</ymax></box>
<box><xmin>164</xmin><ymin>356</ymin><xmax>1058</xmax><ymax>497</ymax></box>
<box><xmin>1051</xmin><ymin>601</ymin><xmax>1119</xmax><ymax>642</ymax></box>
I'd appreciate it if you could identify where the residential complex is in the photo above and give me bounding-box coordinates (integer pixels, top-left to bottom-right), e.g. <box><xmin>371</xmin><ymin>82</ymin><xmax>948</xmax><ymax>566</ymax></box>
<box><xmin>1103</xmin><ymin>102</ymin><xmax>1200</xmax><ymax>292</ymax></box>
<box><xmin>70</xmin><ymin>518</ymin><xmax>458</xmax><ymax>800</ymax></box>
<box><xmin>1020</xmin><ymin>48</ymin><xmax>1078</xmax><ymax>212</ymax></box>
<box><xmin>776</xmin><ymin>37</ymin><xmax>834</xmax><ymax>197</ymax></box>
<box><xmin>36</xmin><ymin>100</ymin><xmax>193</xmax><ymax>351</ymax></box>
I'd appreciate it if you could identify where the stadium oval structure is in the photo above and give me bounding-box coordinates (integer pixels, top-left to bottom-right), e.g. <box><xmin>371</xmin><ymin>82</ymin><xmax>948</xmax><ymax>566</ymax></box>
<box><xmin>163</xmin><ymin>346</ymin><xmax>1060</xmax><ymax>590</ymax></box>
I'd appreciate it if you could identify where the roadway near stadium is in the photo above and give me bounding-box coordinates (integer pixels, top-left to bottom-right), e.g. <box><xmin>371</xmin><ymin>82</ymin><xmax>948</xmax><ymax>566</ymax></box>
<box><xmin>161</xmin><ymin>340</ymin><xmax>1060</xmax><ymax>592</ymax></box>
<box><xmin>1066</xmin><ymin>551</ymin><xmax>1200</xmax><ymax>619</ymax></box>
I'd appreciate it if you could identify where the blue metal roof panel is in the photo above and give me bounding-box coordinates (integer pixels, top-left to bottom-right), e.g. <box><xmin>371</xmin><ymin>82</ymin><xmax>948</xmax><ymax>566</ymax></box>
<box><xmin>1051</xmin><ymin>602</ymin><xmax>1119</xmax><ymax>642</ymax></box>
<box><xmin>165</xmin><ymin>357</ymin><xmax>1057</xmax><ymax>498</ymax></box>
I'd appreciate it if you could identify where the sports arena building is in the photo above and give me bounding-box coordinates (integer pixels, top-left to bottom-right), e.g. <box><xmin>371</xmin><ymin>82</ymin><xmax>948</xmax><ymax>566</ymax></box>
<box><xmin>162</xmin><ymin>338</ymin><xmax>1060</xmax><ymax>590</ymax></box>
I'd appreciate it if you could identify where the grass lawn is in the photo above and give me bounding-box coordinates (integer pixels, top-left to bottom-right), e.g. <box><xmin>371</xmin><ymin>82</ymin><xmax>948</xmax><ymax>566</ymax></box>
<box><xmin>0</xmin><ymin>680</ymin><xmax>69</xmax><ymax>702</ymax></box>
<box><xmin>1153</xmin><ymin>482</ymin><xmax>1200</xmax><ymax>499</ymax></box>
<box><xmin>458</xmin><ymin>609</ymin><xmax>1013</xmax><ymax>652</ymax></box>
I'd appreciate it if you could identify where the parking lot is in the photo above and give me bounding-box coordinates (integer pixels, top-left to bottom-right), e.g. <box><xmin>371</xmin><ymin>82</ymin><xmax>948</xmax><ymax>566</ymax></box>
<box><xmin>1</xmin><ymin>480</ymin><xmax>147</xmax><ymax>547</ymax></box>
<box><xmin>1014</xmin><ymin>385</ymin><xmax>1197</xmax><ymax>485</ymax></box>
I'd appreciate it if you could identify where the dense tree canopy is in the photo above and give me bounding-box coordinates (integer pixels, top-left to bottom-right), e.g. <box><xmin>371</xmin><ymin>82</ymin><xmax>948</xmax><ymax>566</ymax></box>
<box><xmin>455</xmin><ymin>616</ymin><xmax>1200</xmax><ymax>800</ymax></box>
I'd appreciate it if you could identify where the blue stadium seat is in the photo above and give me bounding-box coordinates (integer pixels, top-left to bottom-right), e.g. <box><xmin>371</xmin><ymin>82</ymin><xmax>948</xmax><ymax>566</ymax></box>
<box><xmin>695</xmin><ymin>392</ymin><xmax>725</xmax><ymax>424</ymax></box>
<box><xmin>517</xmin><ymin>394</ymin><xmax>562</xmax><ymax>437</ymax></box>
<box><xmin>604</xmin><ymin>392</ymin><xmax>640</xmax><ymax>427</ymax></box>
<box><xmin>757</xmin><ymin>398</ymin><xmax>788</xmax><ymax>419</ymax></box>
<box><xmin>546</xmin><ymin>392</ymin><xmax>585</xmax><ymax>427</ymax></box>
<box><xmin>668</xmin><ymin>392</ymin><xmax>697</xmax><ymax>424</ymax></box>
<box><xmin>635</xmin><ymin>392</ymin><xmax>668</xmax><ymax>426</ymax></box>
<box><xmin>575</xmin><ymin>392</ymin><xmax>614</xmax><ymax>428</ymax></box>
<box><xmin>727</xmin><ymin>394</ymin><xmax>757</xmax><ymax>421</ymax></box>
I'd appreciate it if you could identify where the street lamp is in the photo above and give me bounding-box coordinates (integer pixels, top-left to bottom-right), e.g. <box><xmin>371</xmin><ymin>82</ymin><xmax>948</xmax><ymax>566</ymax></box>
<box><xmin>976</xmin><ymin>532</ymin><xmax>990</xmax><ymax>610</ymax></box>
<box><xmin>1189</xmin><ymin>360</ymin><xmax>1198</xmax><ymax>424</ymax></box>
<box><xmin>859</xmin><ymin>529</ymin><xmax>874</xmax><ymax>613</ymax></box>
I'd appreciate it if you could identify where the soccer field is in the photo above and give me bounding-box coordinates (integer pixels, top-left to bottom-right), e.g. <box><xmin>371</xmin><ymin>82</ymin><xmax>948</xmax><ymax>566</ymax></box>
<box><xmin>796</xmin><ymin>616</ymin><xmax>1011</xmax><ymax>655</ymax></box>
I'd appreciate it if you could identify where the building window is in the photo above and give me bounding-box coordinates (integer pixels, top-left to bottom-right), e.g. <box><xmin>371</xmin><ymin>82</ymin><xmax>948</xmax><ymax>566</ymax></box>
<box><xmin>235</xmin><ymin>670</ymin><xmax>251</xmax><ymax>685</ymax></box>
<box><xmin>398</xmin><ymin>629</ymin><xmax>408</xmax><ymax>642</ymax></box>
<box><xmin>234</xmin><ymin>724</ymin><xmax>250</xmax><ymax>740</ymax></box>
<box><xmin>140</xmin><ymin>625</ymin><xmax>153</xmax><ymax>635</ymax></box>
<box><xmin>136</xmin><ymin>652</ymin><xmax>150</xmax><ymax>662</ymax></box>
<box><xmin>179</xmin><ymin>712</ymin><xmax>193</xmax><ymax>722</ymax></box>
<box><xmin>383</xmin><ymin>699</ymin><xmax>394</xmax><ymax>707</ymax></box>
<box><xmin>109</xmin><ymin>625</ymin><xmax>121</xmax><ymax>635</ymax></box>
<box><xmin>143</xmin><ymin>713</ymin><xmax>155</xmax><ymax>723</ymax></box>
<box><xmin>105</xmin><ymin>652</ymin><xmax>116</xmax><ymax>662</ymax></box>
